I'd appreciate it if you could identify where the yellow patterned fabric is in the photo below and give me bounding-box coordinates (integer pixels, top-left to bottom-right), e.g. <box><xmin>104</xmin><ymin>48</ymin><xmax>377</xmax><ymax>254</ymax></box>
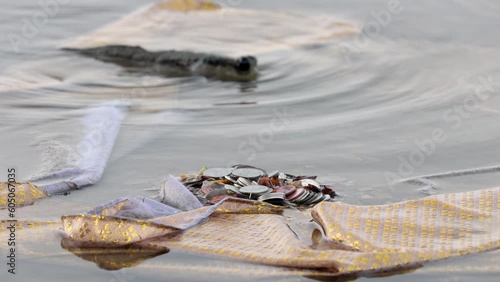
<box><xmin>0</xmin><ymin>182</ymin><xmax>49</xmax><ymax>209</ymax></box>
<box><xmin>60</xmin><ymin>188</ymin><xmax>500</xmax><ymax>276</ymax></box>
<box><xmin>151</xmin><ymin>199</ymin><xmax>282</xmax><ymax>227</ymax></box>
<box><xmin>62</xmin><ymin>198</ymin><xmax>283</xmax><ymax>247</ymax></box>
<box><xmin>157</xmin><ymin>0</ymin><xmax>220</xmax><ymax>11</ymax></box>
<box><xmin>61</xmin><ymin>215</ymin><xmax>179</xmax><ymax>246</ymax></box>
<box><xmin>311</xmin><ymin>187</ymin><xmax>500</xmax><ymax>273</ymax></box>
<box><xmin>150</xmin><ymin>213</ymin><xmax>343</xmax><ymax>271</ymax></box>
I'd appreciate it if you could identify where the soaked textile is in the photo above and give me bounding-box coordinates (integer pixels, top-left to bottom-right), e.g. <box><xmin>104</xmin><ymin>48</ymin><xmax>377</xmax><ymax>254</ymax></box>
<box><xmin>0</xmin><ymin>180</ymin><xmax>499</xmax><ymax>277</ymax></box>
<box><xmin>0</xmin><ymin>182</ymin><xmax>49</xmax><ymax>208</ymax></box>
<box><xmin>0</xmin><ymin>101</ymin><xmax>126</xmax><ymax>210</ymax></box>
<box><xmin>158</xmin><ymin>175</ymin><xmax>203</xmax><ymax>211</ymax></box>
<box><xmin>311</xmin><ymin>188</ymin><xmax>500</xmax><ymax>273</ymax></box>
<box><xmin>27</xmin><ymin>101</ymin><xmax>126</xmax><ymax>195</ymax></box>
<box><xmin>55</xmin><ymin>187</ymin><xmax>500</xmax><ymax>277</ymax></box>
<box><xmin>62</xmin><ymin>0</ymin><xmax>358</xmax><ymax>56</ymax></box>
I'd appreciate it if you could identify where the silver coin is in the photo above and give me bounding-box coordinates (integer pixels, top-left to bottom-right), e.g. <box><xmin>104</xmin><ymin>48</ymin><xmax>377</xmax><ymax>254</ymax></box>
<box><xmin>225</xmin><ymin>184</ymin><xmax>243</xmax><ymax>195</ymax></box>
<box><xmin>300</xmin><ymin>191</ymin><xmax>316</xmax><ymax>204</ymax></box>
<box><xmin>203</xmin><ymin>167</ymin><xmax>234</xmax><ymax>179</ymax></box>
<box><xmin>287</xmin><ymin>188</ymin><xmax>304</xmax><ymax>201</ymax></box>
<box><xmin>182</xmin><ymin>178</ymin><xmax>203</xmax><ymax>186</ymax></box>
<box><xmin>237</xmin><ymin>177</ymin><xmax>252</xmax><ymax>186</ymax></box>
<box><xmin>224</xmin><ymin>175</ymin><xmax>238</xmax><ymax>183</ymax></box>
<box><xmin>239</xmin><ymin>185</ymin><xmax>269</xmax><ymax>194</ymax></box>
<box><xmin>304</xmin><ymin>193</ymin><xmax>323</xmax><ymax>205</ymax></box>
<box><xmin>307</xmin><ymin>194</ymin><xmax>327</xmax><ymax>205</ymax></box>
<box><xmin>267</xmin><ymin>170</ymin><xmax>279</xmax><ymax>178</ymax></box>
<box><xmin>258</xmin><ymin>192</ymin><xmax>285</xmax><ymax>202</ymax></box>
<box><xmin>300</xmin><ymin>193</ymin><xmax>314</xmax><ymax>205</ymax></box>
<box><xmin>300</xmin><ymin>179</ymin><xmax>321</xmax><ymax>190</ymax></box>
<box><xmin>278</xmin><ymin>172</ymin><xmax>287</xmax><ymax>185</ymax></box>
<box><xmin>231</xmin><ymin>168</ymin><xmax>263</xmax><ymax>179</ymax></box>
<box><xmin>294</xmin><ymin>190</ymin><xmax>310</xmax><ymax>203</ymax></box>
<box><xmin>314</xmin><ymin>193</ymin><xmax>327</xmax><ymax>204</ymax></box>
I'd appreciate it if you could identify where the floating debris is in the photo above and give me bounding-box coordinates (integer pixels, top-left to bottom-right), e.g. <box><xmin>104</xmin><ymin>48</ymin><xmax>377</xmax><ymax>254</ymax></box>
<box><xmin>179</xmin><ymin>165</ymin><xmax>336</xmax><ymax>207</ymax></box>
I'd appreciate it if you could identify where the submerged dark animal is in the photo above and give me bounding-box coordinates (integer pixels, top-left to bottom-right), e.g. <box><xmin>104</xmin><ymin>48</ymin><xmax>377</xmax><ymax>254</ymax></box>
<box><xmin>64</xmin><ymin>45</ymin><xmax>258</xmax><ymax>82</ymax></box>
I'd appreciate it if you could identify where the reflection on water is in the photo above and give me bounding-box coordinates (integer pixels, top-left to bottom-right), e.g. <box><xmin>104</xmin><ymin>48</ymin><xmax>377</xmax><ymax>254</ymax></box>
<box><xmin>1</xmin><ymin>0</ymin><xmax>500</xmax><ymax>281</ymax></box>
<box><xmin>61</xmin><ymin>237</ymin><xmax>169</xmax><ymax>271</ymax></box>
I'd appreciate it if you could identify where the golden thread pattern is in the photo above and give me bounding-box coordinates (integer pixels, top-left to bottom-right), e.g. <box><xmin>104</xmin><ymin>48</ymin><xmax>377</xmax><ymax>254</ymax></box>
<box><xmin>0</xmin><ymin>182</ymin><xmax>49</xmax><ymax>209</ymax></box>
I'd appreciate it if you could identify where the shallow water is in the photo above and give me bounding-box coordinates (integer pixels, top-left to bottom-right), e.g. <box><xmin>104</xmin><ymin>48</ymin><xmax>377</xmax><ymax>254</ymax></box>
<box><xmin>1</xmin><ymin>0</ymin><xmax>500</xmax><ymax>281</ymax></box>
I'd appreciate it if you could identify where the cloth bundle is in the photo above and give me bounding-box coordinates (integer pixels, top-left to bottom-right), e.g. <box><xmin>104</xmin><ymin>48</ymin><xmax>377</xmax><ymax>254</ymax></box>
<box><xmin>55</xmin><ymin>185</ymin><xmax>499</xmax><ymax>277</ymax></box>
<box><xmin>4</xmin><ymin>177</ymin><xmax>497</xmax><ymax>277</ymax></box>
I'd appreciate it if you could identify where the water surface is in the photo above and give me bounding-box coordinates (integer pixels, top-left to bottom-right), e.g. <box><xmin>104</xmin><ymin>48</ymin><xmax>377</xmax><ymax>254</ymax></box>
<box><xmin>1</xmin><ymin>0</ymin><xmax>500</xmax><ymax>281</ymax></box>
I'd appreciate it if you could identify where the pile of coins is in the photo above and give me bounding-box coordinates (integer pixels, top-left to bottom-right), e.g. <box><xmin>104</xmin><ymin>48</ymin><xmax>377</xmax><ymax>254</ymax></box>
<box><xmin>179</xmin><ymin>165</ymin><xmax>336</xmax><ymax>207</ymax></box>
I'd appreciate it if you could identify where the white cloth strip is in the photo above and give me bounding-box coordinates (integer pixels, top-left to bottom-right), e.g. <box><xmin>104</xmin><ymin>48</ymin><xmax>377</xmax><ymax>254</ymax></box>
<box><xmin>28</xmin><ymin>101</ymin><xmax>127</xmax><ymax>194</ymax></box>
